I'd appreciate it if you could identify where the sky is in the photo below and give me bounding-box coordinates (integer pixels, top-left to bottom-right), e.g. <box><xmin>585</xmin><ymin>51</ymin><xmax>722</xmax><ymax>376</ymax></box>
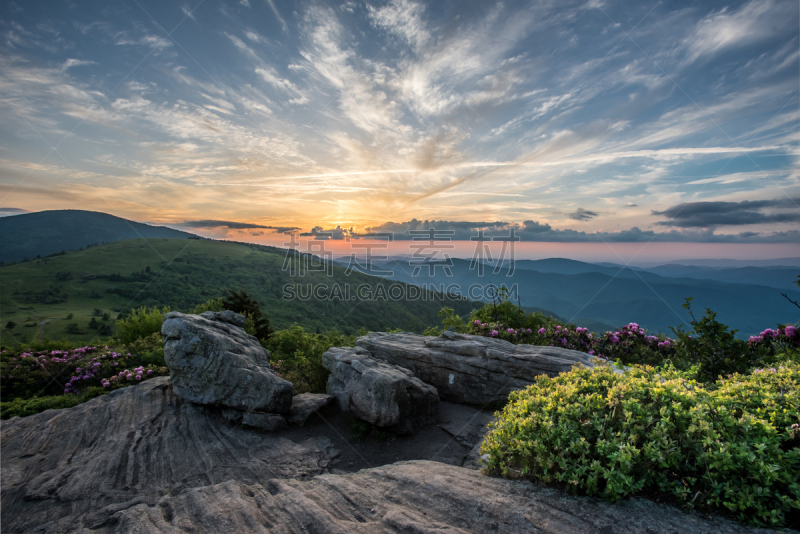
<box><xmin>1</xmin><ymin>0</ymin><xmax>799</xmax><ymax>260</ymax></box>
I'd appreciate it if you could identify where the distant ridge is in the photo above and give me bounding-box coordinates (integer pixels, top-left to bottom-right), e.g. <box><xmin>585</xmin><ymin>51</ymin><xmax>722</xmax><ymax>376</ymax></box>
<box><xmin>0</xmin><ymin>210</ymin><xmax>195</xmax><ymax>263</ymax></box>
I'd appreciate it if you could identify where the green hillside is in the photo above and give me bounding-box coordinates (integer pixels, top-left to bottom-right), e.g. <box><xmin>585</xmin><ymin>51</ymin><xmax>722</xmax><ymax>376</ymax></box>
<box><xmin>0</xmin><ymin>238</ymin><xmax>474</xmax><ymax>345</ymax></box>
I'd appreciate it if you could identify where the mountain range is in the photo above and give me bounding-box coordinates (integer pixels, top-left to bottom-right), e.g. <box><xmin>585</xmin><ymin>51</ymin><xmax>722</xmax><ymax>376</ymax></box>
<box><xmin>2</xmin><ymin>210</ymin><xmax>797</xmax><ymax>340</ymax></box>
<box><xmin>0</xmin><ymin>210</ymin><xmax>195</xmax><ymax>264</ymax></box>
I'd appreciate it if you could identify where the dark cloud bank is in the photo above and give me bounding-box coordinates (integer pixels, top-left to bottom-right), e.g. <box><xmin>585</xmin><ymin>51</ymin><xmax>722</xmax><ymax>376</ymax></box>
<box><xmin>653</xmin><ymin>198</ymin><xmax>800</xmax><ymax>228</ymax></box>
<box><xmin>183</xmin><ymin>220</ymin><xmax>300</xmax><ymax>233</ymax></box>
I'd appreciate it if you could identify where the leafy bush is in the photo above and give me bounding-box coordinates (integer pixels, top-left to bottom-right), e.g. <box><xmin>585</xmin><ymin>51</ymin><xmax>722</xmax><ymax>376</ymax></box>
<box><xmin>266</xmin><ymin>326</ymin><xmax>356</xmax><ymax>394</ymax></box>
<box><xmin>481</xmin><ymin>362</ymin><xmax>800</xmax><ymax>528</ymax></box>
<box><xmin>126</xmin><ymin>332</ymin><xmax>166</xmax><ymax>367</ymax></box>
<box><xmin>1</xmin><ymin>387</ymin><xmax>108</xmax><ymax>419</ymax></box>
<box><xmin>115</xmin><ymin>306</ymin><xmax>170</xmax><ymax>344</ymax></box>
<box><xmin>191</xmin><ymin>297</ymin><xmax>224</xmax><ymax>314</ymax></box>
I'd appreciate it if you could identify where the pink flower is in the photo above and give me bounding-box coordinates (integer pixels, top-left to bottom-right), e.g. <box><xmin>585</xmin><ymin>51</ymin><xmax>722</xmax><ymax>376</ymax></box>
<box><xmin>491</xmin><ymin>330</ymin><xmax>499</xmax><ymax>337</ymax></box>
<box><xmin>785</xmin><ymin>325</ymin><xmax>797</xmax><ymax>338</ymax></box>
<box><xmin>538</xmin><ymin>328</ymin><xmax>546</xmax><ymax>335</ymax></box>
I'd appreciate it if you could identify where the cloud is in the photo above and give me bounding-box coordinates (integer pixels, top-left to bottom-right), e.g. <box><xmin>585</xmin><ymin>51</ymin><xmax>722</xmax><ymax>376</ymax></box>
<box><xmin>62</xmin><ymin>59</ymin><xmax>95</xmax><ymax>70</ymax></box>
<box><xmin>265</xmin><ymin>0</ymin><xmax>288</xmax><ymax>32</ymax></box>
<box><xmin>653</xmin><ymin>198</ymin><xmax>800</xmax><ymax>228</ymax></box>
<box><xmin>568</xmin><ymin>207</ymin><xmax>598</xmax><ymax>221</ymax></box>
<box><xmin>684</xmin><ymin>0</ymin><xmax>796</xmax><ymax>63</ymax></box>
<box><xmin>116</xmin><ymin>33</ymin><xmax>172</xmax><ymax>49</ymax></box>
<box><xmin>299</xmin><ymin>225</ymin><xmax>353</xmax><ymax>240</ymax></box>
<box><xmin>341</xmin><ymin>219</ymin><xmax>800</xmax><ymax>243</ymax></box>
<box><xmin>182</xmin><ymin>220</ymin><xmax>299</xmax><ymax>232</ymax></box>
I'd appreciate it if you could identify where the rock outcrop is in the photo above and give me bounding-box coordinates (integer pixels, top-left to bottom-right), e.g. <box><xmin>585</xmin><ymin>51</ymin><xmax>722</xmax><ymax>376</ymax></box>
<box><xmin>161</xmin><ymin>310</ymin><xmax>293</xmax><ymax>413</ymax></box>
<box><xmin>36</xmin><ymin>460</ymin><xmax>777</xmax><ymax>534</ymax></box>
<box><xmin>322</xmin><ymin>346</ymin><xmax>439</xmax><ymax>434</ymax></box>
<box><xmin>287</xmin><ymin>393</ymin><xmax>335</xmax><ymax>425</ymax></box>
<box><xmin>357</xmin><ymin>330</ymin><xmax>609</xmax><ymax>405</ymax></box>
<box><xmin>0</xmin><ymin>377</ymin><xmax>339</xmax><ymax>533</ymax></box>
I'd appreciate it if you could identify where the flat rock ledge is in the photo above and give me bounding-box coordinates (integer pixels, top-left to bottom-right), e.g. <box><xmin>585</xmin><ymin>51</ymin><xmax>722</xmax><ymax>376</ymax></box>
<box><xmin>0</xmin><ymin>377</ymin><xmax>338</xmax><ymax>533</ymax></box>
<box><xmin>323</xmin><ymin>346</ymin><xmax>439</xmax><ymax>434</ymax></box>
<box><xmin>357</xmin><ymin>330</ymin><xmax>611</xmax><ymax>405</ymax></box>
<box><xmin>71</xmin><ymin>461</ymin><xmax>775</xmax><ymax>534</ymax></box>
<box><xmin>161</xmin><ymin>311</ymin><xmax>292</xmax><ymax>413</ymax></box>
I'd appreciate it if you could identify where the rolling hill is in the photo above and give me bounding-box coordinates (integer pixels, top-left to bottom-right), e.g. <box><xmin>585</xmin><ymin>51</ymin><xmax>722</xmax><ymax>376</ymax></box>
<box><xmin>0</xmin><ymin>210</ymin><xmax>195</xmax><ymax>264</ymax></box>
<box><xmin>0</xmin><ymin>239</ymin><xmax>473</xmax><ymax>345</ymax></box>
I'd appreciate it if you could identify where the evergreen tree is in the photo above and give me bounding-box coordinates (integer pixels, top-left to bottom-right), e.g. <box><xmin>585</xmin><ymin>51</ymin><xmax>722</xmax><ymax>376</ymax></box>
<box><xmin>222</xmin><ymin>289</ymin><xmax>273</xmax><ymax>341</ymax></box>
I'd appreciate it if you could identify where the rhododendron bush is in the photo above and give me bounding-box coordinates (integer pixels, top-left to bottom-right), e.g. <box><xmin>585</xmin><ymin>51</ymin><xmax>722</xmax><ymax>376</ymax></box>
<box><xmin>0</xmin><ymin>344</ymin><xmax>168</xmax><ymax>418</ymax></box>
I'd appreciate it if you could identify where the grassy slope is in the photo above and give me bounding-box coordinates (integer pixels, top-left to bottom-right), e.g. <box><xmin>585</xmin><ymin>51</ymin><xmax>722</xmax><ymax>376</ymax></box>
<box><xmin>0</xmin><ymin>238</ymin><xmax>474</xmax><ymax>345</ymax></box>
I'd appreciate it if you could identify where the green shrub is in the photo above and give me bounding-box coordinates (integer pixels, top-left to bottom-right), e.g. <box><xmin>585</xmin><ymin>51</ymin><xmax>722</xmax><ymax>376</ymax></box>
<box><xmin>126</xmin><ymin>332</ymin><xmax>165</xmax><ymax>367</ymax></box>
<box><xmin>115</xmin><ymin>306</ymin><xmax>170</xmax><ymax>344</ymax></box>
<box><xmin>481</xmin><ymin>362</ymin><xmax>800</xmax><ymax>527</ymax></box>
<box><xmin>266</xmin><ymin>326</ymin><xmax>356</xmax><ymax>394</ymax></box>
<box><xmin>1</xmin><ymin>387</ymin><xmax>109</xmax><ymax>419</ymax></box>
<box><xmin>191</xmin><ymin>297</ymin><xmax>224</xmax><ymax>314</ymax></box>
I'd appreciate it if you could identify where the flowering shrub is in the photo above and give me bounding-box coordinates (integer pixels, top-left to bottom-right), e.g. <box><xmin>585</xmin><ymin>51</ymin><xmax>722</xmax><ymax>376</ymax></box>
<box><xmin>423</xmin><ymin>299</ymin><xmax>558</xmax><ymax>341</ymax></box>
<box><xmin>481</xmin><ymin>362</ymin><xmax>800</xmax><ymax>527</ymax></box>
<box><xmin>0</xmin><ymin>345</ymin><xmax>169</xmax><ymax>417</ymax></box>
<box><xmin>429</xmin><ymin>297</ymin><xmax>798</xmax><ymax>382</ymax></box>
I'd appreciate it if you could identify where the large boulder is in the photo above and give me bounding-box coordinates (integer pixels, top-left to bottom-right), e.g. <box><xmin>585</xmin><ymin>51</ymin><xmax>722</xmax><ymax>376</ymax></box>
<box><xmin>357</xmin><ymin>330</ymin><xmax>612</xmax><ymax>405</ymax></box>
<box><xmin>0</xmin><ymin>377</ymin><xmax>339</xmax><ymax>533</ymax></box>
<box><xmin>322</xmin><ymin>346</ymin><xmax>439</xmax><ymax>434</ymax></box>
<box><xmin>162</xmin><ymin>310</ymin><xmax>293</xmax><ymax>413</ymax></box>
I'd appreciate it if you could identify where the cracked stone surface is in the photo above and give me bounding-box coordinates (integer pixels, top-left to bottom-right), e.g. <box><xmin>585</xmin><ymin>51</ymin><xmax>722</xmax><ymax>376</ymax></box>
<box><xmin>41</xmin><ymin>460</ymin><xmax>780</xmax><ymax>534</ymax></box>
<box><xmin>0</xmin><ymin>377</ymin><xmax>338</xmax><ymax>533</ymax></box>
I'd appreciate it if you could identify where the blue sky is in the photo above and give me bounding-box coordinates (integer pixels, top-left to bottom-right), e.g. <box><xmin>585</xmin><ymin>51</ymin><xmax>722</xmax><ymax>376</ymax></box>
<box><xmin>0</xmin><ymin>0</ymin><xmax>798</xmax><ymax>245</ymax></box>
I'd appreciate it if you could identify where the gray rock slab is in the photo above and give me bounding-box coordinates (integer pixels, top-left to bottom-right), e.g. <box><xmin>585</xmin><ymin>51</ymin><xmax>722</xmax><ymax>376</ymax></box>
<box><xmin>0</xmin><ymin>377</ymin><xmax>339</xmax><ymax>533</ymax></box>
<box><xmin>287</xmin><ymin>393</ymin><xmax>335</xmax><ymax>425</ymax></box>
<box><xmin>322</xmin><ymin>346</ymin><xmax>439</xmax><ymax>434</ymax></box>
<box><xmin>104</xmin><ymin>461</ymin><xmax>775</xmax><ymax>534</ymax></box>
<box><xmin>241</xmin><ymin>412</ymin><xmax>287</xmax><ymax>431</ymax></box>
<box><xmin>162</xmin><ymin>310</ymin><xmax>293</xmax><ymax>413</ymax></box>
<box><xmin>357</xmin><ymin>330</ymin><xmax>612</xmax><ymax>405</ymax></box>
